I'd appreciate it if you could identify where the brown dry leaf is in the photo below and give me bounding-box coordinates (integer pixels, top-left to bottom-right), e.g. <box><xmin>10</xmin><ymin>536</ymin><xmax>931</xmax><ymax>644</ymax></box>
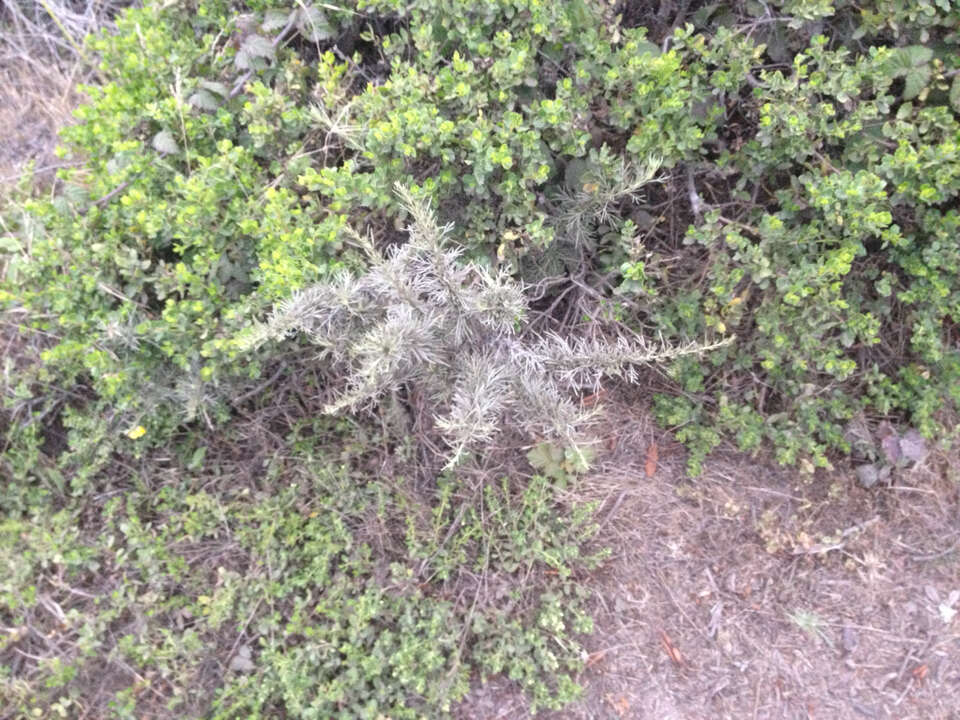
<box><xmin>660</xmin><ymin>629</ymin><xmax>685</xmax><ymax>666</ymax></box>
<box><xmin>585</xmin><ymin>648</ymin><xmax>609</xmax><ymax>668</ymax></box>
<box><xmin>582</xmin><ymin>389</ymin><xmax>608</xmax><ymax>407</ymax></box>
<box><xmin>645</xmin><ymin>442</ymin><xmax>659</xmax><ymax>478</ymax></box>
<box><xmin>605</xmin><ymin>693</ymin><xmax>630</xmax><ymax>717</ymax></box>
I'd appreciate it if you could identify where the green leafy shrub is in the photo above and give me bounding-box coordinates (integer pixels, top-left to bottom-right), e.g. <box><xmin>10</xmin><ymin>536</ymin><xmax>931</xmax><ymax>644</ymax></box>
<box><xmin>6</xmin><ymin>0</ymin><xmax>956</xmax><ymax>478</ymax></box>
<box><xmin>1</xmin><ymin>2</ymin><xmax>357</xmax><ymax>475</ymax></box>
<box><xmin>645</xmin><ymin>25</ymin><xmax>960</xmax><ymax>472</ymax></box>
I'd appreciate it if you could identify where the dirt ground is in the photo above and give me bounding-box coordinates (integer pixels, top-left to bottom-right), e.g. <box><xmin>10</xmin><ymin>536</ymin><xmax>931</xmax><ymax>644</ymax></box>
<box><xmin>457</xmin><ymin>396</ymin><xmax>960</xmax><ymax>720</ymax></box>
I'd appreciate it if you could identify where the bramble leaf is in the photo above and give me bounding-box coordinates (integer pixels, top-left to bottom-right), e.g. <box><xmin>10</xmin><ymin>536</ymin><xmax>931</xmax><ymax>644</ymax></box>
<box><xmin>199</xmin><ymin>80</ymin><xmax>229</xmax><ymax>97</ymax></box>
<box><xmin>296</xmin><ymin>6</ymin><xmax>334</xmax><ymax>42</ymax></box>
<box><xmin>151</xmin><ymin>130</ymin><xmax>180</xmax><ymax>154</ymax></box>
<box><xmin>262</xmin><ymin>8</ymin><xmax>292</xmax><ymax>31</ymax></box>
<box><xmin>242</xmin><ymin>33</ymin><xmax>275</xmax><ymax>60</ymax></box>
<box><xmin>188</xmin><ymin>89</ymin><xmax>220</xmax><ymax>111</ymax></box>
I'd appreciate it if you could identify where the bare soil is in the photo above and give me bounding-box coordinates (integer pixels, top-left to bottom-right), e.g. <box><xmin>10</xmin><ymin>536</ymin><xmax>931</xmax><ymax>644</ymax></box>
<box><xmin>458</xmin><ymin>396</ymin><xmax>960</xmax><ymax>720</ymax></box>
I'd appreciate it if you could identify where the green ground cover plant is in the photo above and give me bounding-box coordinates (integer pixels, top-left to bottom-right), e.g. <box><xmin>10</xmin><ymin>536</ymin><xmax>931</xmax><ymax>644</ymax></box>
<box><xmin>2</xmin><ymin>0</ymin><xmax>960</xmax><ymax>716</ymax></box>
<box><xmin>0</xmin><ymin>416</ymin><xmax>600</xmax><ymax>717</ymax></box>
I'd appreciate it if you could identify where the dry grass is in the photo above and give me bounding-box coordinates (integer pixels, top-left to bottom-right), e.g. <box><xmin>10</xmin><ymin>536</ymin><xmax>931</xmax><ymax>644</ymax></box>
<box><xmin>457</xmin><ymin>391</ymin><xmax>960</xmax><ymax>720</ymax></box>
<box><xmin>0</xmin><ymin>61</ymin><xmax>80</xmax><ymax>189</ymax></box>
<box><xmin>0</xmin><ymin>0</ymin><xmax>129</xmax><ymax>190</ymax></box>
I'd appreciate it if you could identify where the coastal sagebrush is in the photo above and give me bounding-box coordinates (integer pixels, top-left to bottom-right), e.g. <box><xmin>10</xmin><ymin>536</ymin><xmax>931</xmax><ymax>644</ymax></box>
<box><xmin>242</xmin><ymin>186</ymin><xmax>728</xmax><ymax>466</ymax></box>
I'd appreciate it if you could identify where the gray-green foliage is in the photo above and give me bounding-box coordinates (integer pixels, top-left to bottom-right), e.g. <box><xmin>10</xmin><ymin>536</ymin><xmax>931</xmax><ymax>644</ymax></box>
<box><xmin>243</xmin><ymin>186</ymin><xmax>728</xmax><ymax>465</ymax></box>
